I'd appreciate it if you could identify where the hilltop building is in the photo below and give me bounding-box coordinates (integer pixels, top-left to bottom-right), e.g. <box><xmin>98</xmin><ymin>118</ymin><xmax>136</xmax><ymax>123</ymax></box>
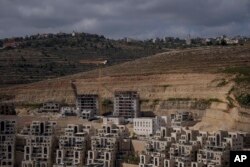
<box><xmin>113</xmin><ymin>91</ymin><xmax>139</xmax><ymax>119</ymax></box>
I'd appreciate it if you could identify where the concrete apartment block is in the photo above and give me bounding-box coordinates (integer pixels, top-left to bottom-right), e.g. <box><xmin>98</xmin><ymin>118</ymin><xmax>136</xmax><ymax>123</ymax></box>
<box><xmin>76</xmin><ymin>94</ymin><xmax>99</xmax><ymax>119</ymax></box>
<box><xmin>113</xmin><ymin>91</ymin><xmax>139</xmax><ymax>119</ymax></box>
<box><xmin>139</xmin><ymin>126</ymin><xmax>246</xmax><ymax>167</ymax></box>
<box><xmin>41</xmin><ymin>101</ymin><xmax>60</xmax><ymax>112</ymax></box>
<box><xmin>53</xmin><ymin>124</ymin><xmax>90</xmax><ymax>167</ymax></box>
<box><xmin>103</xmin><ymin>117</ymin><xmax>125</xmax><ymax>125</ymax></box>
<box><xmin>0</xmin><ymin>119</ymin><xmax>16</xmax><ymax>167</ymax></box>
<box><xmin>60</xmin><ymin>106</ymin><xmax>77</xmax><ymax>117</ymax></box>
<box><xmin>87</xmin><ymin>124</ymin><xmax>131</xmax><ymax>167</ymax></box>
<box><xmin>21</xmin><ymin>121</ymin><xmax>56</xmax><ymax>167</ymax></box>
<box><xmin>171</xmin><ymin>111</ymin><xmax>195</xmax><ymax>127</ymax></box>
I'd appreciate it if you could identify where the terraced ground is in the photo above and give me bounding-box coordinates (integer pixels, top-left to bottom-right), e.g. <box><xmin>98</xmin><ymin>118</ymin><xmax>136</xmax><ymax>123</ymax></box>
<box><xmin>1</xmin><ymin>43</ymin><xmax>250</xmax><ymax>132</ymax></box>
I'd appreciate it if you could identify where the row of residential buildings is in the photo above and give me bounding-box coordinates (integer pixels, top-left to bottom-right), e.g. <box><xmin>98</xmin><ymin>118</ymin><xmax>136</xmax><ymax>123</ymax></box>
<box><xmin>1</xmin><ymin>117</ymin><xmax>250</xmax><ymax>167</ymax></box>
<box><xmin>40</xmin><ymin>91</ymin><xmax>139</xmax><ymax>120</ymax></box>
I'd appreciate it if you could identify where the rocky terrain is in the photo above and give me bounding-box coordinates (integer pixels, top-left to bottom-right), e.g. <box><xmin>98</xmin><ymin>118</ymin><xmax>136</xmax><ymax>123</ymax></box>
<box><xmin>1</xmin><ymin>43</ymin><xmax>250</xmax><ymax>132</ymax></box>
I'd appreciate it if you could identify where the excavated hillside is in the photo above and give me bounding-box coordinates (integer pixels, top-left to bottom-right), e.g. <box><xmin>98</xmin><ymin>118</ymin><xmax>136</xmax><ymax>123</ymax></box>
<box><xmin>1</xmin><ymin>44</ymin><xmax>250</xmax><ymax>132</ymax></box>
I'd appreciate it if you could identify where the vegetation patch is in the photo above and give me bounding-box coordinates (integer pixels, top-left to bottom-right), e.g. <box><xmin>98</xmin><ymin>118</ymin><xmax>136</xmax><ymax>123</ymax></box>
<box><xmin>18</xmin><ymin>103</ymin><xmax>43</xmax><ymax>109</ymax></box>
<box><xmin>236</xmin><ymin>94</ymin><xmax>250</xmax><ymax>107</ymax></box>
<box><xmin>123</xmin><ymin>154</ymin><xmax>140</xmax><ymax>164</ymax></box>
<box><xmin>223</xmin><ymin>66</ymin><xmax>250</xmax><ymax>84</ymax></box>
<box><xmin>216</xmin><ymin>79</ymin><xmax>228</xmax><ymax>87</ymax></box>
<box><xmin>167</xmin><ymin>97</ymin><xmax>191</xmax><ymax>101</ymax></box>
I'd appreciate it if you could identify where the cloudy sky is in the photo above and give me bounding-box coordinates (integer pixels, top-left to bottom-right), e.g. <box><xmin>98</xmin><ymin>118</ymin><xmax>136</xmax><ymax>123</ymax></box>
<box><xmin>0</xmin><ymin>0</ymin><xmax>250</xmax><ymax>39</ymax></box>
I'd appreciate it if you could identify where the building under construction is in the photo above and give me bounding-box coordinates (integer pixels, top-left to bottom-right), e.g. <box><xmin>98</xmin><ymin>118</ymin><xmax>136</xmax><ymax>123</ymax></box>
<box><xmin>76</xmin><ymin>94</ymin><xmax>99</xmax><ymax>119</ymax></box>
<box><xmin>113</xmin><ymin>91</ymin><xmax>139</xmax><ymax>119</ymax></box>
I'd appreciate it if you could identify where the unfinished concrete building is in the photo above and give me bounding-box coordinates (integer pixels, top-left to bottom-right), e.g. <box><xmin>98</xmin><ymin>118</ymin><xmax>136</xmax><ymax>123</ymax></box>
<box><xmin>41</xmin><ymin>101</ymin><xmax>60</xmax><ymax>112</ymax></box>
<box><xmin>0</xmin><ymin>103</ymin><xmax>16</xmax><ymax>115</ymax></box>
<box><xmin>53</xmin><ymin>124</ymin><xmax>93</xmax><ymax>167</ymax></box>
<box><xmin>0</xmin><ymin>119</ymin><xmax>16</xmax><ymax>167</ymax></box>
<box><xmin>87</xmin><ymin>124</ymin><xmax>131</xmax><ymax>167</ymax></box>
<box><xmin>21</xmin><ymin>121</ymin><xmax>56</xmax><ymax>167</ymax></box>
<box><xmin>113</xmin><ymin>91</ymin><xmax>139</xmax><ymax>119</ymax></box>
<box><xmin>171</xmin><ymin>111</ymin><xmax>195</xmax><ymax>127</ymax></box>
<box><xmin>76</xmin><ymin>94</ymin><xmax>99</xmax><ymax>119</ymax></box>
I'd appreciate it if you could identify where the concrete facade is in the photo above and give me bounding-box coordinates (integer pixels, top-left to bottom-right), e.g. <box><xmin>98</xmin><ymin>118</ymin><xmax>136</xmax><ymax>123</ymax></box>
<box><xmin>0</xmin><ymin>119</ymin><xmax>16</xmax><ymax>167</ymax></box>
<box><xmin>87</xmin><ymin>124</ymin><xmax>131</xmax><ymax>167</ymax></box>
<box><xmin>113</xmin><ymin>91</ymin><xmax>139</xmax><ymax>119</ymax></box>
<box><xmin>53</xmin><ymin>124</ymin><xmax>92</xmax><ymax>167</ymax></box>
<box><xmin>76</xmin><ymin>94</ymin><xmax>99</xmax><ymax>119</ymax></box>
<box><xmin>133</xmin><ymin>116</ymin><xmax>168</xmax><ymax>136</ymax></box>
<box><xmin>21</xmin><ymin>121</ymin><xmax>56</xmax><ymax>167</ymax></box>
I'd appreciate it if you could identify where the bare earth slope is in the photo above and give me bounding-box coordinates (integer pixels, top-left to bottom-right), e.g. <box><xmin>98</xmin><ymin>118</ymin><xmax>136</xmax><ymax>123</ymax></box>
<box><xmin>1</xmin><ymin>44</ymin><xmax>250</xmax><ymax>132</ymax></box>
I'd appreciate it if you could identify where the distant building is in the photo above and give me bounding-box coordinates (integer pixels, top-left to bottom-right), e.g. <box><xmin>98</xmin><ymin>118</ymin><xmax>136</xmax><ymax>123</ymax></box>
<box><xmin>0</xmin><ymin>119</ymin><xmax>16</xmax><ymax>167</ymax></box>
<box><xmin>171</xmin><ymin>111</ymin><xmax>195</xmax><ymax>127</ymax></box>
<box><xmin>41</xmin><ymin>101</ymin><xmax>60</xmax><ymax>112</ymax></box>
<box><xmin>0</xmin><ymin>103</ymin><xmax>16</xmax><ymax>115</ymax></box>
<box><xmin>113</xmin><ymin>91</ymin><xmax>139</xmax><ymax>119</ymax></box>
<box><xmin>76</xmin><ymin>94</ymin><xmax>99</xmax><ymax>119</ymax></box>
<box><xmin>103</xmin><ymin>117</ymin><xmax>125</xmax><ymax>125</ymax></box>
<box><xmin>60</xmin><ymin>106</ymin><xmax>77</xmax><ymax>117</ymax></box>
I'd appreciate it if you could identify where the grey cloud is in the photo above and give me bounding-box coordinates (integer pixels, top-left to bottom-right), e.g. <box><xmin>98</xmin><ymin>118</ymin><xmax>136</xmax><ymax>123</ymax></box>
<box><xmin>0</xmin><ymin>0</ymin><xmax>249</xmax><ymax>39</ymax></box>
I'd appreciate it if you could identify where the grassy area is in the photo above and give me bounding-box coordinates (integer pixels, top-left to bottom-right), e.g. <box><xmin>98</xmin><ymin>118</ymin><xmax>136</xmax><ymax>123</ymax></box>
<box><xmin>223</xmin><ymin>66</ymin><xmax>250</xmax><ymax>84</ymax></box>
<box><xmin>236</xmin><ymin>94</ymin><xmax>250</xmax><ymax>107</ymax></box>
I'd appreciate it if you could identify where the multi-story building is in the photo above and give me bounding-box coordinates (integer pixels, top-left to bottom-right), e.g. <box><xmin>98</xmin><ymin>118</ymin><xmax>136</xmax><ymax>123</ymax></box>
<box><xmin>54</xmin><ymin>124</ymin><xmax>93</xmax><ymax>167</ymax></box>
<box><xmin>113</xmin><ymin>91</ymin><xmax>139</xmax><ymax>119</ymax></box>
<box><xmin>87</xmin><ymin>124</ymin><xmax>131</xmax><ymax>167</ymax></box>
<box><xmin>171</xmin><ymin>111</ymin><xmax>195</xmax><ymax>127</ymax></box>
<box><xmin>139</xmin><ymin>127</ymin><xmax>245</xmax><ymax>167</ymax></box>
<box><xmin>41</xmin><ymin>101</ymin><xmax>61</xmax><ymax>112</ymax></box>
<box><xmin>76</xmin><ymin>94</ymin><xmax>99</xmax><ymax>119</ymax></box>
<box><xmin>0</xmin><ymin>103</ymin><xmax>16</xmax><ymax>115</ymax></box>
<box><xmin>103</xmin><ymin>117</ymin><xmax>125</xmax><ymax>125</ymax></box>
<box><xmin>133</xmin><ymin>116</ymin><xmax>168</xmax><ymax>136</ymax></box>
<box><xmin>60</xmin><ymin>106</ymin><xmax>77</xmax><ymax>117</ymax></box>
<box><xmin>21</xmin><ymin>121</ymin><xmax>56</xmax><ymax>167</ymax></box>
<box><xmin>0</xmin><ymin>119</ymin><xmax>16</xmax><ymax>167</ymax></box>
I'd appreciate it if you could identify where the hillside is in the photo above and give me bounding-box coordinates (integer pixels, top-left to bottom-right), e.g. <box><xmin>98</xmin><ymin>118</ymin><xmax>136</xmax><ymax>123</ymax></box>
<box><xmin>0</xmin><ymin>33</ymin><xmax>165</xmax><ymax>87</ymax></box>
<box><xmin>1</xmin><ymin>44</ymin><xmax>250</xmax><ymax>132</ymax></box>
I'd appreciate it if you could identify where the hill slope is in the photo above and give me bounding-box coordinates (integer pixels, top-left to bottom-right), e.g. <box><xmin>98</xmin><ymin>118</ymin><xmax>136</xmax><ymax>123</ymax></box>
<box><xmin>1</xmin><ymin>44</ymin><xmax>250</xmax><ymax>132</ymax></box>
